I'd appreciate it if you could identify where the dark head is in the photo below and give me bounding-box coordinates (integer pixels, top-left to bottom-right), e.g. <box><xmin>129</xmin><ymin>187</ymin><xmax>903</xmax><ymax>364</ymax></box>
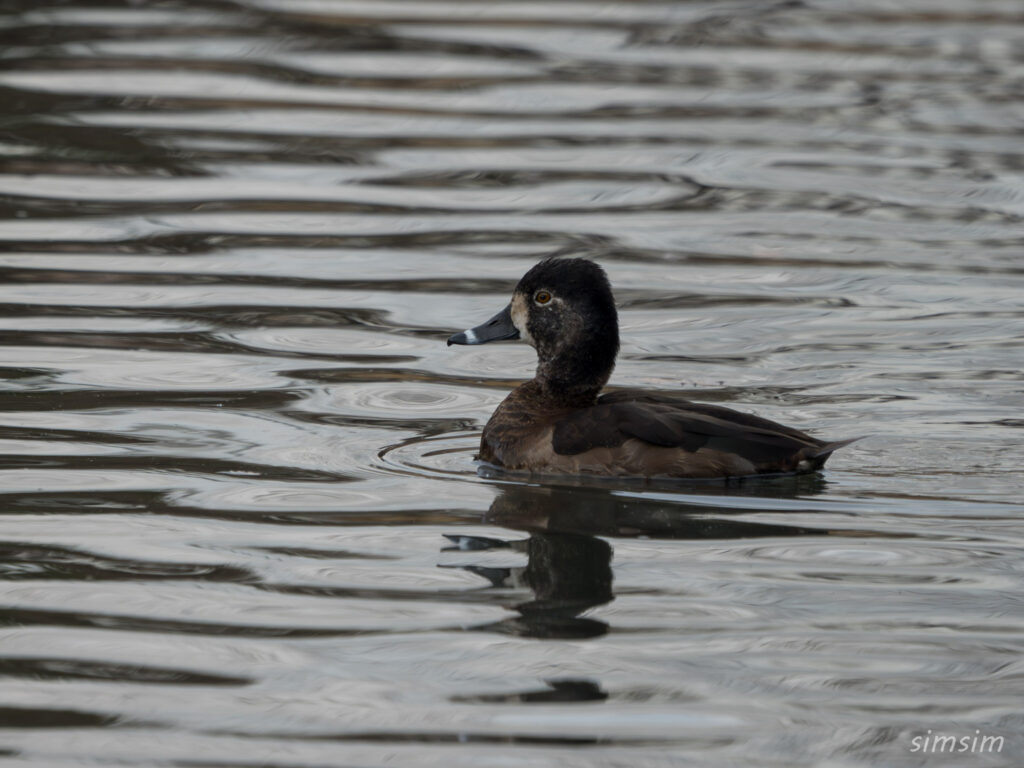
<box><xmin>448</xmin><ymin>258</ymin><xmax>619</xmax><ymax>402</ymax></box>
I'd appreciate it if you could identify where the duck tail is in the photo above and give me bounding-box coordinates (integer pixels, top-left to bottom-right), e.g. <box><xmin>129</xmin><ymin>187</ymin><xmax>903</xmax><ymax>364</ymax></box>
<box><xmin>792</xmin><ymin>436</ymin><xmax>863</xmax><ymax>473</ymax></box>
<box><xmin>811</xmin><ymin>436</ymin><xmax>864</xmax><ymax>458</ymax></box>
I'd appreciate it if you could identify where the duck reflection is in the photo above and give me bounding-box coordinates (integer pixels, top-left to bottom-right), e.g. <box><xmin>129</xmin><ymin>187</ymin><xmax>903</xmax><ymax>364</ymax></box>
<box><xmin>484</xmin><ymin>475</ymin><xmax>830</xmax><ymax>538</ymax></box>
<box><xmin>446</xmin><ymin>480</ymin><xmax>826</xmax><ymax>641</ymax></box>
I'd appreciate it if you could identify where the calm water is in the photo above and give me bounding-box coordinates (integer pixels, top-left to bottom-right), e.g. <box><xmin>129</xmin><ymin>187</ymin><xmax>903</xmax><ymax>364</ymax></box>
<box><xmin>1</xmin><ymin>1</ymin><xmax>1023</xmax><ymax>766</ymax></box>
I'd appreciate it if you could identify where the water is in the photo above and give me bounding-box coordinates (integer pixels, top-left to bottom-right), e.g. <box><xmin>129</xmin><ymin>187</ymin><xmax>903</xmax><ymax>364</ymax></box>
<box><xmin>1</xmin><ymin>0</ymin><xmax>1023</xmax><ymax>765</ymax></box>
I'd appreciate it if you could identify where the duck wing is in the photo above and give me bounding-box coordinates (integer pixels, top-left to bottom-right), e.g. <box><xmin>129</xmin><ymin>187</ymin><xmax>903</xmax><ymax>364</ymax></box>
<box><xmin>552</xmin><ymin>389</ymin><xmax>852</xmax><ymax>470</ymax></box>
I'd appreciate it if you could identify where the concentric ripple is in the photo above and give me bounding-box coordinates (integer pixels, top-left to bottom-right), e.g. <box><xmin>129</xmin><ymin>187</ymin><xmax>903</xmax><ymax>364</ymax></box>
<box><xmin>376</xmin><ymin>430</ymin><xmax>482</xmax><ymax>480</ymax></box>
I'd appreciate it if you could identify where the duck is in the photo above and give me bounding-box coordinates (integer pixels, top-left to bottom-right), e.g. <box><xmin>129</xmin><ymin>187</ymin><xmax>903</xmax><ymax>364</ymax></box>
<box><xmin>447</xmin><ymin>257</ymin><xmax>856</xmax><ymax>479</ymax></box>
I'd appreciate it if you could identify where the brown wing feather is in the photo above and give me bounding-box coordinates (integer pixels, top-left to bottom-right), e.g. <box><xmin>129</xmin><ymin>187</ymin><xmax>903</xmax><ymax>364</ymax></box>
<box><xmin>552</xmin><ymin>392</ymin><xmax>826</xmax><ymax>469</ymax></box>
<box><xmin>598</xmin><ymin>389</ymin><xmax>819</xmax><ymax>443</ymax></box>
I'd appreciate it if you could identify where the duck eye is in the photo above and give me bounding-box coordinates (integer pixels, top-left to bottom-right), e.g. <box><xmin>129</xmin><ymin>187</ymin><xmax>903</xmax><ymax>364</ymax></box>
<box><xmin>534</xmin><ymin>290</ymin><xmax>552</xmax><ymax>305</ymax></box>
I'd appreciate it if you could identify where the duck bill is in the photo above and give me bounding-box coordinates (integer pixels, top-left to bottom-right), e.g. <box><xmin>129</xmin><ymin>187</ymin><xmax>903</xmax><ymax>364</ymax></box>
<box><xmin>447</xmin><ymin>304</ymin><xmax>520</xmax><ymax>346</ymax></box>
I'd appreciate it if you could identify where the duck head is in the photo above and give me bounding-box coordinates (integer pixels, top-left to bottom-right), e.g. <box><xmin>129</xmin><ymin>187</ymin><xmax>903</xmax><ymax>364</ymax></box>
<box><xmin>448</xmin><ymin>257</ymin><xmax>620</xmax><ymax>402</ymax></box>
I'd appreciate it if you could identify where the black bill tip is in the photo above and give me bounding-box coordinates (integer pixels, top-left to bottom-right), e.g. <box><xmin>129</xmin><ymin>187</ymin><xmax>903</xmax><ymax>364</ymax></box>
<box><xmin>447</xmin><ymin>304</ymin><xmax>520</xmax><ymax>346</ymax></box>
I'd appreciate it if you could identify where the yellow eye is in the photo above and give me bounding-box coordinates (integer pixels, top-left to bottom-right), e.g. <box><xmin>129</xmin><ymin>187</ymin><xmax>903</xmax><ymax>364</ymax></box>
<box><xmin>534</xmin><ymin>290</ymin><xmax>552</xmax><ymax>305</ymax></box>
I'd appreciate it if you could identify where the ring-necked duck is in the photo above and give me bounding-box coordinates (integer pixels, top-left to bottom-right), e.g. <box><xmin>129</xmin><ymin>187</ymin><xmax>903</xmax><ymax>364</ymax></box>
<box><xmin>448</xmin><ymin>257</ymin><xmax>856</xmax><ymax>479</ymax></box>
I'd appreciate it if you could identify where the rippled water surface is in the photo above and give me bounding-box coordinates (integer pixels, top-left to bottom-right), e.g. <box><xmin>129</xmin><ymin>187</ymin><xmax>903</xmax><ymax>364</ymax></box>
<box><xmin>1</xmin><ymin>0</ymin><xmax>1023</xmax><ymax>765</ymax></box>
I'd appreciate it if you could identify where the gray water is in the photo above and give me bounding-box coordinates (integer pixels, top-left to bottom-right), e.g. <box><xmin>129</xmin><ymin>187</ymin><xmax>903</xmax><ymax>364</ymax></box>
<box><xmin>1</xmin><ymin>1</ymin><xmax>1023</xmax><ymax>766</ymax></box>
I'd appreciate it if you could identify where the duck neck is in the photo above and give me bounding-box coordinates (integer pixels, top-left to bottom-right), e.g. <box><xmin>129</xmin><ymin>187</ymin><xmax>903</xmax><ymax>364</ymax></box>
<box><xmin>534</xmin><ymin>342</ymin><xmax>616</xmax><ymax>407</ymax></box>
